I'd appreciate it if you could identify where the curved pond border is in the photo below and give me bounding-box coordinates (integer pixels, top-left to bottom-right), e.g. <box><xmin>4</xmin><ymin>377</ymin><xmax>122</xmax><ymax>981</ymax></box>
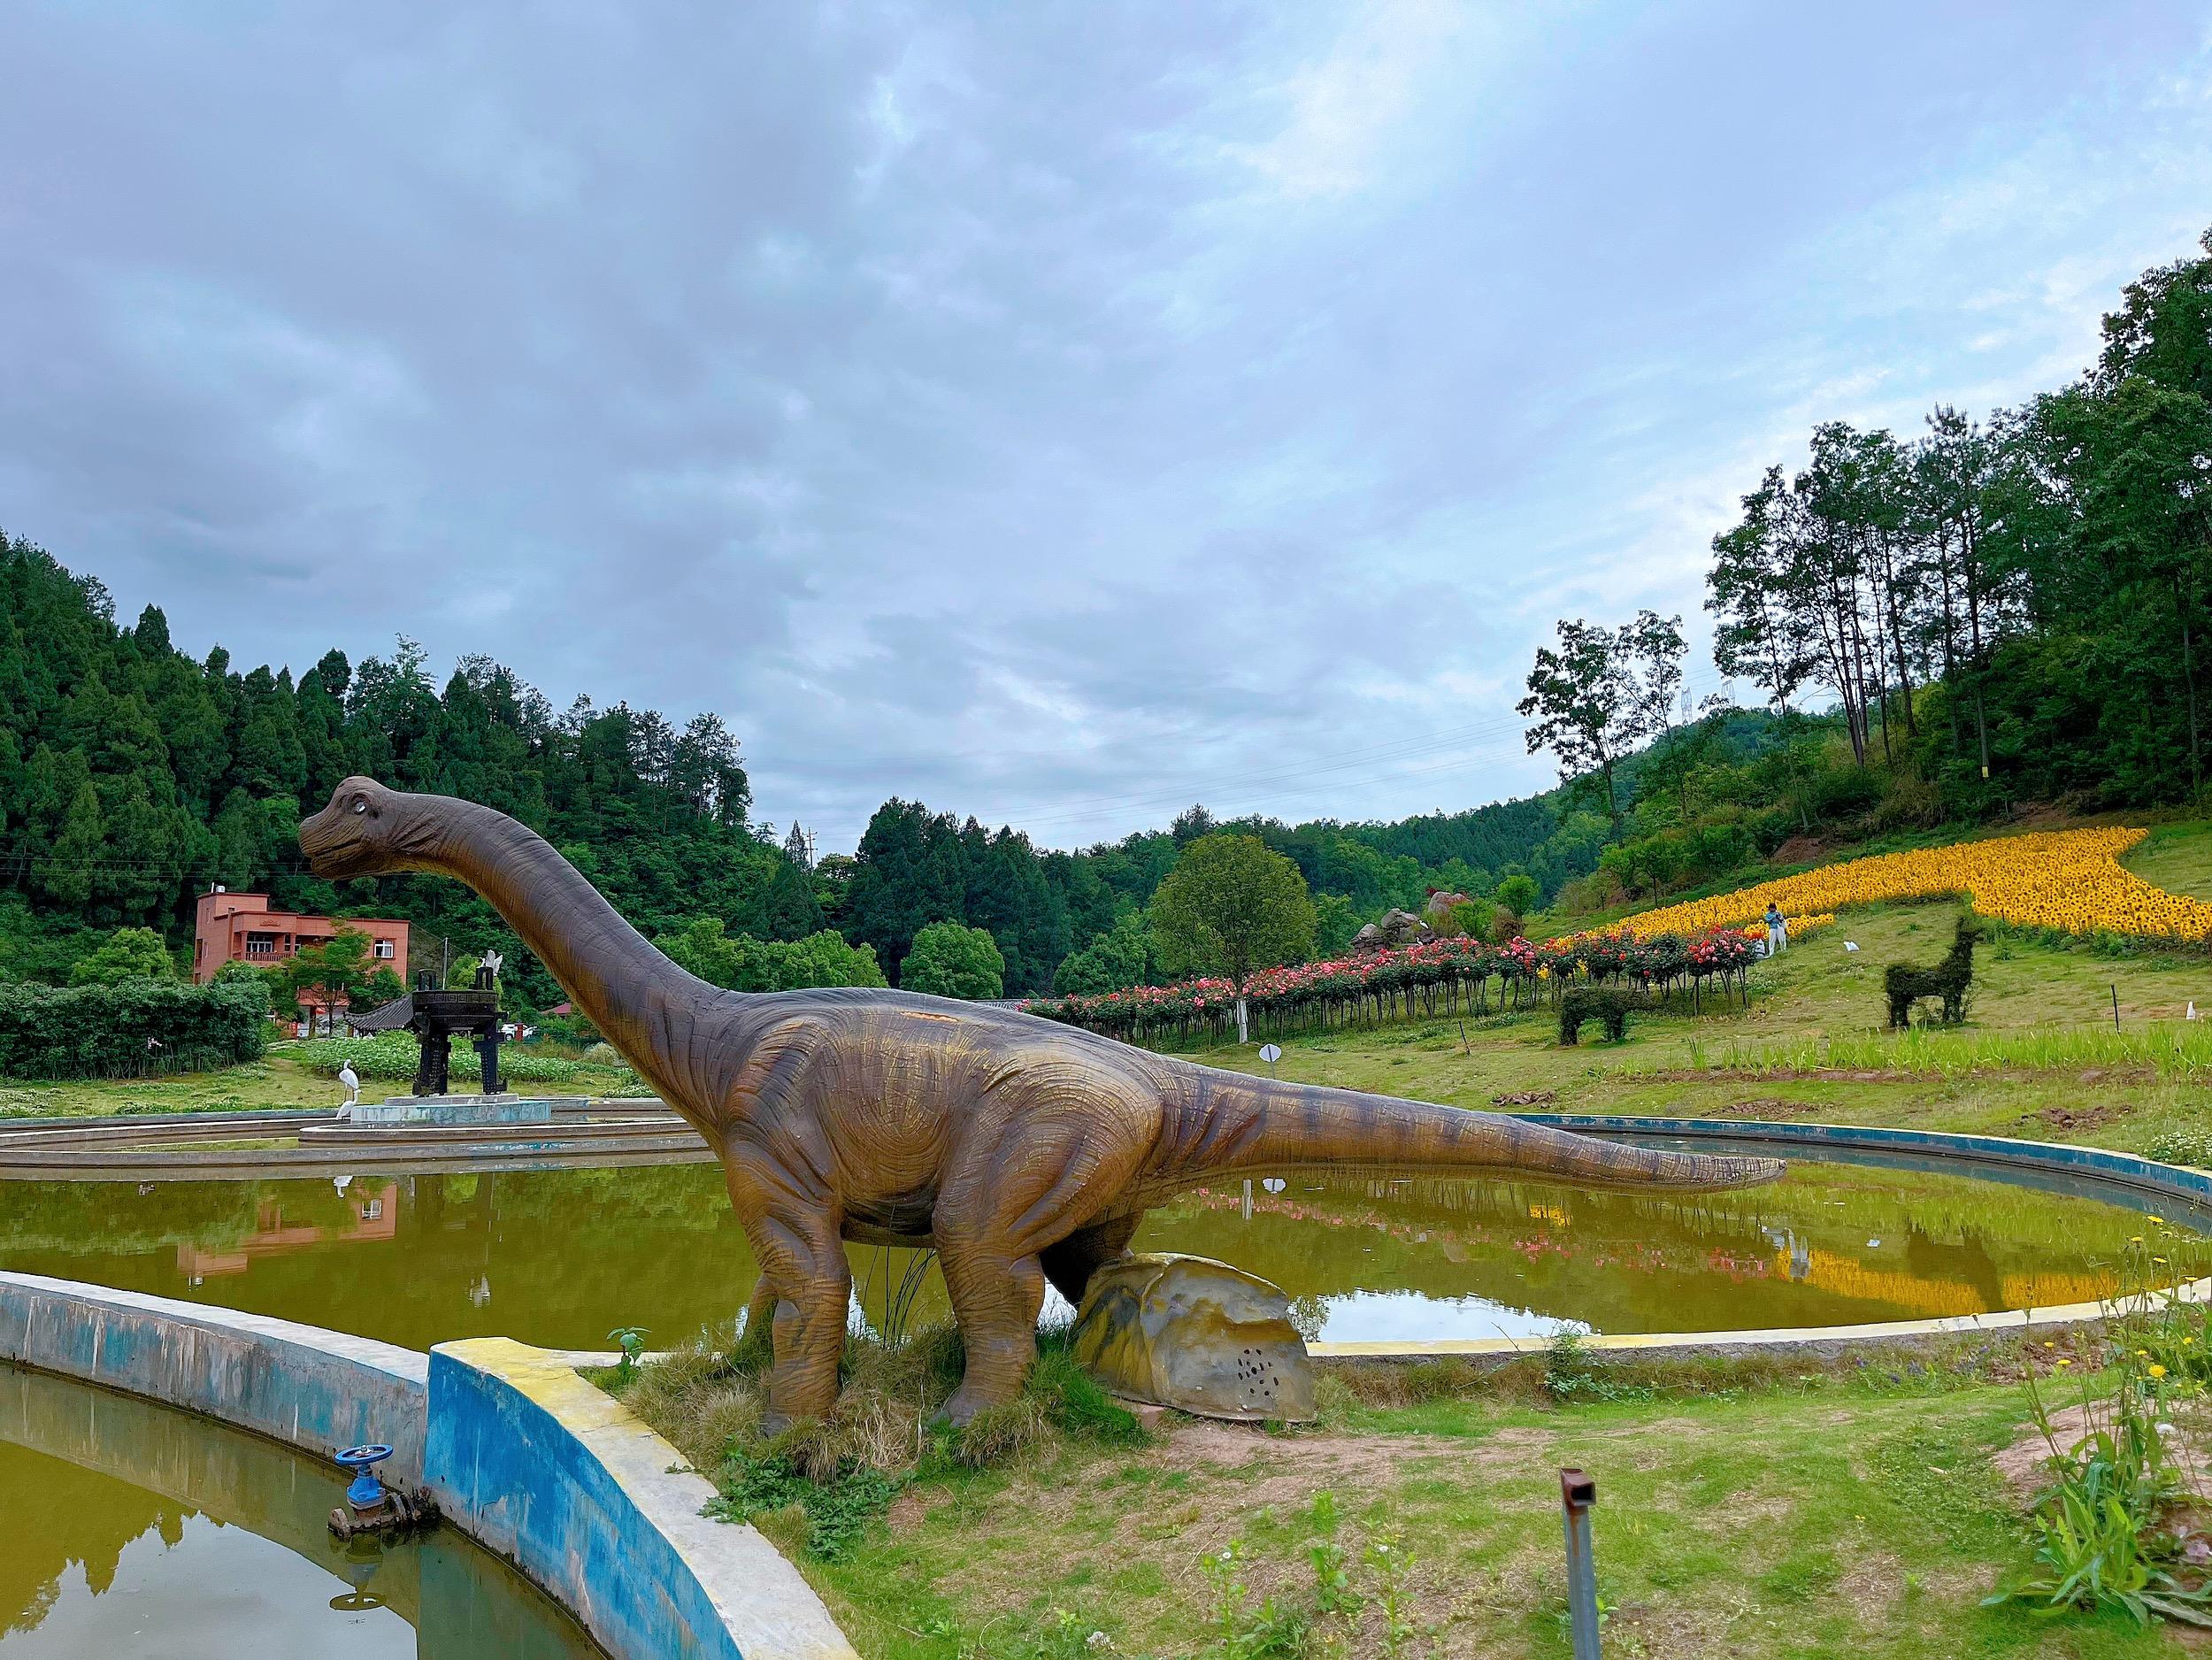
<box><xmin>1516</xmin><ymin>1112</ymin><xmax>2212</xmax><ymax>1207</ymax></box>
<box><xmin>0</xmin><ymin>1100</ymin><xmax>708</xmax><ymax>1179</ymax></box>
<box><xmin>0</xmin><ymin>1270</ymin><xmax>856</xmax><ymax>1660</ymax></box>
<box><xmin>1306</xmin><ymin>1114</ymin><xmax>2212</xmax><ymax>1364</ymax></box>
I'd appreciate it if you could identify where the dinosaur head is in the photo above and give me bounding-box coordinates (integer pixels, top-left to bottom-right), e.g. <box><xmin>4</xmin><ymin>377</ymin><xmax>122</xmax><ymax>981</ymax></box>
<box><xmin>299</xmin><ymin>777</ymin><xmax>449</xmax><ymax>879</ymax></box>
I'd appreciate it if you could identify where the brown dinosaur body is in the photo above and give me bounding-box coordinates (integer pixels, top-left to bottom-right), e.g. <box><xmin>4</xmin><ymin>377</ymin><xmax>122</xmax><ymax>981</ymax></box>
<box><xmin>301</xmin><ymin>779</ymin><xmax>1782</xmax><ymax>1426</ymax></box>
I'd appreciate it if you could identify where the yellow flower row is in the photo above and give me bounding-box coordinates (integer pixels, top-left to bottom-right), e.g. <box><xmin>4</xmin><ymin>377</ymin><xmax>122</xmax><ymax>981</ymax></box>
<box><xmin>1623</xmin><ymin>827</ymin><xmax>2212</xmax><ymax>942</ymax></box>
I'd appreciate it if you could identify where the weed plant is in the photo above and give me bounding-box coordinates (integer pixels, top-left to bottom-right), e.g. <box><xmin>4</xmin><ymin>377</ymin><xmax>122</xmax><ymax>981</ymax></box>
<box><xmin>1986</xmin><ymin>1230</ymin><xmax>2212</xmax><ymax>1628</ymax></box>
<box><xmin>1201</xmin><ymin>1495</ymin><xmax>1420</xmax><ymax>1659</ymax></box>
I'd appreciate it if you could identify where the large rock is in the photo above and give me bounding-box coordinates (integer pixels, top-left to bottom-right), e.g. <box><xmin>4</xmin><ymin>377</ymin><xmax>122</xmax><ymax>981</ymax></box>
<box><xmin>1422</xmin><ymin>890</ymin><xmax>1471</xmax><ymax>929</ymax></box>
<box><xmin>1070</xmin><ymin>1253</ymin><xmax>1316</xmax><ymax>1422</ymax></box>
<box><xmin>1348</xmin><ymin>908</ymin><xmax>1433</xmax><ymax>955</ymax></box>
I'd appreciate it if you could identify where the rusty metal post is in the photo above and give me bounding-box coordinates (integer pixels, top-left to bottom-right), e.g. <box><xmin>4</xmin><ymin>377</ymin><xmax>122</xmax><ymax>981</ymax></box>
<box><xmin>1560</xmin><ymin>1467</ymin><xmax>1600</xmax><ymax>1659</ymax></box>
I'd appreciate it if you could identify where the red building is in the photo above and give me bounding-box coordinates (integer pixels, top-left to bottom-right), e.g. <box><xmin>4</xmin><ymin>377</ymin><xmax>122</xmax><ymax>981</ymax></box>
<box><xmin>192</xmin><ymin>888</ymin><xmax>409</xmax><ymax>988</ymax></box>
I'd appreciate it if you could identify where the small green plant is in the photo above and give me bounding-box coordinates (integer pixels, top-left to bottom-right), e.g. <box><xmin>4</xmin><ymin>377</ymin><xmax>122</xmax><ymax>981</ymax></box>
<box><xmin>1552</xmin><ymin>1585</ymin><xmax>1619</xmax><ymax>1635</ymax></box>
<box><xmin>1201</xmin><ymin>1541</ymin><xmax>1310</xmax><ymax>1658</ymax></box>
<box><xmin>608</xmin><ymin>1325</ymin><xmax>649</xmax><ymax>1381</ymax></box>
<box><xmin>1985</xmin><ymin>1483</ymin><xmax>2206</xmax><ymax>1627</ymax></box>
<box><xmin>1544</xmin><ymin>1329</ymin><xmax>1655</xmax><ymax>1403</ymax></box>
<box><xmin>1018</xmin><ymin>1607</ymin><xmax>1113</xmax><ymax>1660</ymax></box>
<box><xmin>1306</xmin><ymin>1491</ymin><xmax>1361</xmax><ymax>1620</ymax></box>
<box><xmin>1986</xmin><ymin>1230</ymin><xmax>2212</xmax><ymax>1627</ymax></box>
<box><xmin>705</xmin><ymin>1451</ymin><xmax>903</xmax><ymax>1562</ymax></box>
<box><xmin>1363</xmin><ymin>1526</ymin><xmax>1417</xmax><ymax>1659</ymax></box>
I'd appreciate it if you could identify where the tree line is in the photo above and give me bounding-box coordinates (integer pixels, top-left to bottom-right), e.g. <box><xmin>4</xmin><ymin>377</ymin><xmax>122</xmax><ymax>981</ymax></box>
<box><xmin>0</xmin><ymin>535</ymin><xmax>1587</xmax><ymax>1005</ymax></box>
<box><xmin>1702</xmin><ymin>228</ymin><xmax>2212</xmax><ymax>810</ymax></box>
<box><xmin>1513</xmin><ymin>227</ymin><xmax>2212</xmax><ymax>909</ymax></box>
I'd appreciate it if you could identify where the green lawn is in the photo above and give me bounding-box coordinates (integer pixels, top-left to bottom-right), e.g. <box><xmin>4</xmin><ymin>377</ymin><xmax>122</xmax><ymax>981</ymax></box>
<box><xmin>2124</xmin><ymin>819</ymin><xmax>2212</xmax><ymax>903</ymax></box>
<box><xmin>0</xmin><ymin>1047</ymin><xmax>638</xmax><ymax>1119</ymax></box>
<box><xmin>628</xmin><ymin>1357</ymin><xmax>2193</xmax><ymax>1660</ymax></box>
<box><xmin>1188</xmin><ymin>895</ymin><xmax>2212</xmax><ymax>1161</ymax></box>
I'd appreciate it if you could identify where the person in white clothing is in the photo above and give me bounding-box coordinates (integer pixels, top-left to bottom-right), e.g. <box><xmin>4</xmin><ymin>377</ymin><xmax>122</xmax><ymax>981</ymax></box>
<box><xmin>1764</xmin><ymin>903</ymin><xmax>1787</xmax><ymax>956</ymax></box>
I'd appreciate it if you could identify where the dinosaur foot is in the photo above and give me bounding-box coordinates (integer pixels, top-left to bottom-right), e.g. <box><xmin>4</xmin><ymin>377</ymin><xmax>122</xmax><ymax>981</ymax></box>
<box><xmin>936</xmin><ymin>1383</ymin><xmax>1014</xmax><ymax>1428</ymax></box>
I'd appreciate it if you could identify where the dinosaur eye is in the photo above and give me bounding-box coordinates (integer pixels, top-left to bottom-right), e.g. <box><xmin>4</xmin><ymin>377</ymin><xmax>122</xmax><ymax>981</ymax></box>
<box><xmin>352</xmin><ymin>798</ymin><xmax>367</xmax><ymax>814</ymax></box>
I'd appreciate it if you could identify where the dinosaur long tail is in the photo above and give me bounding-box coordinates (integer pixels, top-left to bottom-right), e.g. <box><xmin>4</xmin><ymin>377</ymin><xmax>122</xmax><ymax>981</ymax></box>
<box><xmin>1153</xmin><ymin>1069</ymin><xmax>1782</xmax><ymax>1193</ymax></box>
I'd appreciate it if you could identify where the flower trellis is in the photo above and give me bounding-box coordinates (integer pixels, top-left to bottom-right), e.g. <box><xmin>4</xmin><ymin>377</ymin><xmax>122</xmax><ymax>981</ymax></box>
<box><xmin>1022</xmin><ymin>917</ymin><xmax>1824</xmax><ymax>1047</ymax></box>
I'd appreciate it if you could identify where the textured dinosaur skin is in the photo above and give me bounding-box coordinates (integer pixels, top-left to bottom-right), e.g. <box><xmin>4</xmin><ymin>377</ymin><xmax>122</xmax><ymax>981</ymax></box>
<box><xmin>301</xmin><ymin>779</ymin><xmax>1784</xmax><ymax>1427</ymax></box>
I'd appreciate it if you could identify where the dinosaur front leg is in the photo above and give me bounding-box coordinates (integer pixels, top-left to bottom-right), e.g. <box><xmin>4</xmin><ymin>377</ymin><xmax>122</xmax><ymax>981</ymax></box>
<box><xmin>745</xmin><ymin>1205</ymin><xmax>851</xmax><ymax>1436</ymax></box>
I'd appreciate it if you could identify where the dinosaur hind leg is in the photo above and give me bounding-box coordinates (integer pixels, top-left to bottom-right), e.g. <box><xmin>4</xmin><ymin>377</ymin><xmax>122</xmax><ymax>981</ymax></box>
<box><xmin>936</xmin><ymin>1233</ymin><xmax>1047</xmax><ymax>1427</ymax></box>
<box><xmin>934</xmin><ymin>1154</ymin><xmax>1140</xmax><ymax>1426</ymax></box>
<box><xmin>733</xmin><ymin>1274</ymin><xmax>777</xmax><ymax>1363</ymax></box>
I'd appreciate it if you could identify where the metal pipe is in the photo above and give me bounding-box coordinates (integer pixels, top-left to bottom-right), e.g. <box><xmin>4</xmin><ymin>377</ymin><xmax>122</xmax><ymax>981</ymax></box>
<box><xmin>1560</xmin><ymin>1467</ymin><xmax>1600</xmax><ymax>1659</ymax></box>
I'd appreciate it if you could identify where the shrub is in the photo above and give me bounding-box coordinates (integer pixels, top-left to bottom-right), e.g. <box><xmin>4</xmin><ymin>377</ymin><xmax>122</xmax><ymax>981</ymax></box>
<box><xmin>66</xmin><ymin>926</ymin><xmax>179</xmax><ymax>987</ymax></box>
<box><xmin>0</xmin><ymin>980</ymin><xmax>267</xmax><ymax>1079</ymax></box>
<box><xmin>901</xmin><ymin>921</ymin><xmax>1005</xmax><ymax>1000</ymax></box>
<box><xmin>296</xmin><ymin>1032</ymin><xmax>582</xmax><ymax>1084</ymax></box>
<box><xmin>1446</xmin><ymin>897</ymin><xmax>1495</xmax><ymax>941</ymax></box>
<box><xmin>1494</xmin><ymin>873</ymin><xmax>1540</xmax><ymax>915</ymax></box>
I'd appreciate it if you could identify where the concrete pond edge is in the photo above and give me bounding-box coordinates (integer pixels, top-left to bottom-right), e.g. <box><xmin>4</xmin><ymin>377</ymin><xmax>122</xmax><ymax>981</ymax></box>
<box><xmin>1306</xmin><ymin>1113</ymin><xmax>2212</xmax><ymax>1366</ymax></box>
<box><xmin>0</xmin><ymin>1270</ymin><xmax>855</xmax><ymax>1660</ymax></box>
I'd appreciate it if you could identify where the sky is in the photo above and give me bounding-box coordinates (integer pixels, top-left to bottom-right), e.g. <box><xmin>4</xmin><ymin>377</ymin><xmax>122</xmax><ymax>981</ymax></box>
<box><xmin>4</xmin><ymin>4</ymin><xmax>2210</xmax><ymax>854</ymax></box>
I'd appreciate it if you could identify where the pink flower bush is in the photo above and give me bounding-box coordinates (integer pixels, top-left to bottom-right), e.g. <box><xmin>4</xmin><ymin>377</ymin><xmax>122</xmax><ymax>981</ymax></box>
<box><xmin>1024</xmin><ymin>923</ymin><xmax>1766</xmax><ymax>1041</ymax></box>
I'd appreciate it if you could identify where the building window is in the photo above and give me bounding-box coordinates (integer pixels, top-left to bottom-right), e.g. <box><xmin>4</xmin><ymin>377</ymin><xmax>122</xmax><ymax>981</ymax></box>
<box><xmin>245</xmin><ymin>934</ymin><xmax>277</xmax><ymax>958</ymax></box>
<box><xmin>362</xmin><ymin>1198</ymin><xmax>384</xmax><ymax>1220</ymax></box>
<box><xmin>374</xmin><ymin>940</ymin><xmax>396</xmax><ymax>959</ymax></box>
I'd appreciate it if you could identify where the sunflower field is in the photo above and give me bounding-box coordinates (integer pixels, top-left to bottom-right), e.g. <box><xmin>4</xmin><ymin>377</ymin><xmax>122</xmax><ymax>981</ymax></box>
<box><xmin>1622</xmin><ymin>827</ymin><xmax>2212</xmax><ymax>943</ymax></box>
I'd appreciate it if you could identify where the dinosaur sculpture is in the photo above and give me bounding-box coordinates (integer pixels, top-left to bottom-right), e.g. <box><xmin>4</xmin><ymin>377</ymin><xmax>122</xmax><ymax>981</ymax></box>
<box><xmin>301</xmin><ymin>779</ymin><xmax>1784</xmax><ymax>1429</ymax></box>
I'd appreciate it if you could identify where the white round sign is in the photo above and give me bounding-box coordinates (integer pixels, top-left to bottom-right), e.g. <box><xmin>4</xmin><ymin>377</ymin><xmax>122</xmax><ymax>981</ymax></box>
<box><xmin>1258</xmin><ymin>1043</ymin><xmax>1283</xmax><ymax>1064</ymax></box>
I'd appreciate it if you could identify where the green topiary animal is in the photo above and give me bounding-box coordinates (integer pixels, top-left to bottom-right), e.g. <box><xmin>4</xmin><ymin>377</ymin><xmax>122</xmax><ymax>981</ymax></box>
<box><xmin>1884</xmin><ymin>918</ymin><xmax>1978</xmax><ymax>1029</ymax></box>
<box><xmin>1558</xmin><ymin>985</ymin><xmax>1646</xmax><ymax>1044</ymax></box>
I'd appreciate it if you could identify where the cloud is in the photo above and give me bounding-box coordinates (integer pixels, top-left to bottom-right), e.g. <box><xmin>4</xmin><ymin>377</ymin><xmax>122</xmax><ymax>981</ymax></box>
<box><xmin>2</xmin><ymin>2</ymin><xmax>2209</xmax><ymax>852</ymax></box>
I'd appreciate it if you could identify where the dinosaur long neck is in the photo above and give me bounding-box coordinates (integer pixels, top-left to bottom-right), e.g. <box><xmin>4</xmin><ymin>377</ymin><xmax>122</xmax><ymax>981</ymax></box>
<box><xmin>420</xmin><ymin>799</ymin><xmax>715</xmax><ymax>1089</ymax></box>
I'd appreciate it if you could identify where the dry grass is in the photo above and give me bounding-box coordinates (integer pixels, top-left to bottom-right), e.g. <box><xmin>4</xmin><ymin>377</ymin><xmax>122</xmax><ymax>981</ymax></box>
<box><xmin>618</xmin><ymin>1320</ymin><xmax>972</xmax><ymax>1481</ymax></box>
<box><xmin>615</xmin><ymin>1319</ymin><xmax>1140</xmax><ymax>1488</ymax></box>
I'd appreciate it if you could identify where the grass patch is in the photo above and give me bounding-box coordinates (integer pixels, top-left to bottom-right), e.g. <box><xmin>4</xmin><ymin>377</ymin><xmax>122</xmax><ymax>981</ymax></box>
<box><xmin>609</xmin><ymin>1319</ymin><xmax>1143</xmax><ymax>1566</ymax></box>
<box><xmin>1650</xmin><ymin>1020</ymin><xmax>2212</xmax><ymax>1084</ymax></box>
<box><xmin>615</xmin><ymin>1333</ymin><xmax>2192</xmax><ymax>1658</ymax></box>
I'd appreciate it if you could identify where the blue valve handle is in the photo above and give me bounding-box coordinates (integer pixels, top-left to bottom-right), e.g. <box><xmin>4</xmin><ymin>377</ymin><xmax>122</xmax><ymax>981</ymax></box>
<box><xmin>334</xmin><ymin>1443</ymin><xmax>395</xmax><ymax>1510</ymax></box>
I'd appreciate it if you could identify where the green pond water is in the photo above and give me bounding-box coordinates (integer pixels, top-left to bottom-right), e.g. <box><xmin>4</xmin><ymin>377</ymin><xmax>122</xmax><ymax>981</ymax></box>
<box><xmin>0</xmin><ymin>1364</ymin><xmax>602</xmax><ymax>1657</ymax></box>
<box><xmin>0</xmin><ymin>1144</ymin><xmax>2189</xmax><ymax>1348</ymax></box>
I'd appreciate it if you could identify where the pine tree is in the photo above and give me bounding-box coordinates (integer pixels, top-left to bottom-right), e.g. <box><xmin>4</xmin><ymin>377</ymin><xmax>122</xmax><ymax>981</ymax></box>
<box><xmin>39</xmin><ymin>781</ymin><xmax>103</xmax><ymax>908</ymax></box>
